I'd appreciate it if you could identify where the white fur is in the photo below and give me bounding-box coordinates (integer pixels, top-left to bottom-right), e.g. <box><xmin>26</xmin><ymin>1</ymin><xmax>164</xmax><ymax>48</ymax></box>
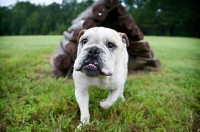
<box><xmin>73</xmin><ymin>27</ymin><xmax>128</xmax><ymax>129</ymax></box>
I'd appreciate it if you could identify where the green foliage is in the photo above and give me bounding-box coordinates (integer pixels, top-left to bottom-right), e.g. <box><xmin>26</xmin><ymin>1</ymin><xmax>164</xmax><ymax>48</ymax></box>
<box><xmin>0</xmin><ymin>7</ymin><xmax>12</xmax><ymax>35</ymax></box>
<box><xmin>124</xmin><ymin>0</ymin><xmax>200</xmax><ymax>37</ymax></box>
<box><xmin>0</xmin><ymin>0</ymin><xmax>200</xmax><ymax>37</ymax></box>
<box><xmin>0</xmin><ymin>0</ymin><xmax>93</xmax><ymax>36</ymax></box>
<box><xmin>0</xmin><ymin>36</ymin><xmax>200</xmax><ymax>131</ymax></box>
<box><xmin>10</xmin><ymin>1</ymin><xmax>37</xmax><ymax>35</ymax></box>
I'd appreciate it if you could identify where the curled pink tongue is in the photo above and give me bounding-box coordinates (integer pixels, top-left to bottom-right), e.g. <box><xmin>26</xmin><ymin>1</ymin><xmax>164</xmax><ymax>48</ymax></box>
<box><xmin>87</xmin><ymin>63</ymin><xmax>97</xmax><ymax>68</ymax></box>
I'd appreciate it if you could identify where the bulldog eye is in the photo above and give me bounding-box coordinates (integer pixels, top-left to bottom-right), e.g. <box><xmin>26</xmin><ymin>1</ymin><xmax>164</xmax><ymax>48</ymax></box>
<box><xmin>81</xmin><ymin>39</ymin><xmax>88</xmax><ymax>45</ymax></box>
<box><xmin>107</xmin><ymin>42</ymin><xmax>115</xmax><ymax>49</ymax></box>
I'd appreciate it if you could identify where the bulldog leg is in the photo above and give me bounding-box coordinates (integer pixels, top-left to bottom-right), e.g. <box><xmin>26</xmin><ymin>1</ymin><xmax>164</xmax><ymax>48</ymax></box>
<box><xmin>75</xmin><ymin>89</ymin><xmax>90</xmax><ymax>129</ymax></box>
<box><xmin>119</xmin><ymin>87</ymin><xmax>125</xmax><ymax>101</ymax></box>
<box><xmin>100</xmin><ymin>86</ymin><xmax>124</xmax><ymax>109</ymax></box>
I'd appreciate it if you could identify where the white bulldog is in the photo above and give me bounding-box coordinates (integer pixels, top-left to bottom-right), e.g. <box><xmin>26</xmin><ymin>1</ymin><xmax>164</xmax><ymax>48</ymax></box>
<box><xmin>73</xmin><ymin>27</ymin><xmax>129</xmax><ymax>128</ymax></box>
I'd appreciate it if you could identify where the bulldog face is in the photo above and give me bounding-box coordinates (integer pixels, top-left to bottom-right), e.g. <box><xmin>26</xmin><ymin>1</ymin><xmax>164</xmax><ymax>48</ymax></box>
<box><xmin>74</xmin><ymin>27</ymin><xmax>129</xmax><ymax>77</ymax></box>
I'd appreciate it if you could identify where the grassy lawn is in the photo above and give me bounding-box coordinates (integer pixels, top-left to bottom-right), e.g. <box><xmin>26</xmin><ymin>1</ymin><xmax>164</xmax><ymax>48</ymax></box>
<box><xmin>0</xmin><ymin>36</ymin><xmax>200</xmax><ymax>132</ymax></box>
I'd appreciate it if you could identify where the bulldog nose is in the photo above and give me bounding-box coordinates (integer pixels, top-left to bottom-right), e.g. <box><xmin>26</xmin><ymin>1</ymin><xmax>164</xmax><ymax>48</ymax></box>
<box><xmin>88</xmin><ymin>46</ymin><xmax>100</xmax><ymax>59</ymax></box>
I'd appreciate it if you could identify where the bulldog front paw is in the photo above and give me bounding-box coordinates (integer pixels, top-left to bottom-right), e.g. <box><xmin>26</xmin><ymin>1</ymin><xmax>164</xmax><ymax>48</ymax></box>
<box><xmin>100</xmin><ymin>98</ymin><xmax>111</xmax><ymax>109</ymax></box>
<box><xmin>76</xmin><ymin>123</ymin><xmax>84</xmax><ymax>131</ymax></box>
<box><xmin>76</xmin><ymin>114</ymin><xmax>90</xmax><ymax>130</ymax></box>
<box><xmin>76</xmin><ymin>121</ymin><xmax>90</xmax><ymax>131</ymax></box>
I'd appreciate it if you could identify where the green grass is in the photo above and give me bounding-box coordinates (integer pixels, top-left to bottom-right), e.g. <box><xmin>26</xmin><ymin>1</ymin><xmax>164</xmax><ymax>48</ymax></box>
<box><xmin>0</xmin><ymin>36</ymin><xmax>200</xmax><ymax>132</ymax></box>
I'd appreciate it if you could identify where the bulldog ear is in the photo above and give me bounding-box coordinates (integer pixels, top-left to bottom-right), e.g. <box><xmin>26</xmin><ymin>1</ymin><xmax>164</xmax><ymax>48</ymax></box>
<box><xmin>77</xmin><ymin>29</ymin><xmax>87</xmax><ymax>43</ymax></box>
<box><xmin>119</xmin><ymin>33</ymin><xmax>129</xmax><ymax>47</ymax></box>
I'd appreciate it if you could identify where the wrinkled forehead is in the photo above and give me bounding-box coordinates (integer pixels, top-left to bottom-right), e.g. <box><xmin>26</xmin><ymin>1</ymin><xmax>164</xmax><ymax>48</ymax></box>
<box><xmin>82</xmin><ymin>28</ymin><xmax>121</xmax><ymax>43</ymax></box>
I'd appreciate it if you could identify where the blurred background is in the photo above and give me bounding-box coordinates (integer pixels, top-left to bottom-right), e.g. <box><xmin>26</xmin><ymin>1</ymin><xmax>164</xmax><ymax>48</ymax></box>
<box><xmin>0</xmin><ymin>0</ymin><xmax>200</xmax><ymax>37</ymax></box>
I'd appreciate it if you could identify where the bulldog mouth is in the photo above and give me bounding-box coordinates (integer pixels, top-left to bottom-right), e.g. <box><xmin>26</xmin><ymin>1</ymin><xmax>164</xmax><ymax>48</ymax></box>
<box><xmin>82</xmin><ymin>63</ymin><xmax>99</xmax><ymax>77</ymax></box>
<box><xmin>86</xmin><ymin>63</ymin><xmax>97</xmax><ymax>69</ymax></box>
<box><xmin>75</xmin><ymin>59</ymin><xmax>112</xmax><ymax>77</ymax></box>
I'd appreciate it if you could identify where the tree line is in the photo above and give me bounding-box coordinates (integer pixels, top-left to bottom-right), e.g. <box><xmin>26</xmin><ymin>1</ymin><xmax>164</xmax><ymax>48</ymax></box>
<box><xmin>0</xmin><ymin>0</ymin><xmax>199</xmax><ymax>37</ymax></box>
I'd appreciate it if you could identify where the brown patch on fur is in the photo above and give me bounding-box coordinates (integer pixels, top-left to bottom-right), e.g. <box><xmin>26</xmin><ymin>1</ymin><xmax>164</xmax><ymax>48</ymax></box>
<box><xmin>119</xmin><ymin>32</ymin><xmax>129</xmax><ymax>47</ymax></box>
